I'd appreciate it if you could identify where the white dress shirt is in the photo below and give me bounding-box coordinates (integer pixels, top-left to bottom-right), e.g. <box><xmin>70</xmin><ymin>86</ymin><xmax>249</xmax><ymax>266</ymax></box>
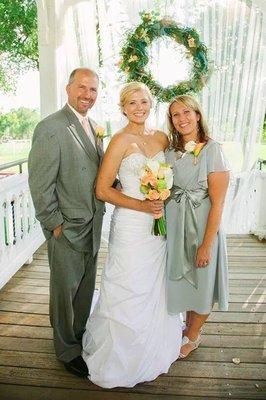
<box><xmin>67</xmin><ymin>103</ymin><xmax>96</xmax><ymax>148</ymax></box>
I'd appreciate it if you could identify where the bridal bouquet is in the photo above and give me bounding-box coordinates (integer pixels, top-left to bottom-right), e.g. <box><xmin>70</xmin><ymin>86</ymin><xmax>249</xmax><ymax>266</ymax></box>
<box><xmin>140</xmin><ymin>160</ymin><xmax>173</xmax><ymax>236</ymax></box>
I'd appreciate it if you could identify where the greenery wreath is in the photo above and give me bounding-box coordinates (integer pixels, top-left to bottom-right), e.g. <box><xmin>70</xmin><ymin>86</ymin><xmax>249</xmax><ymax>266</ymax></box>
<box><xmin>119</xmin><ymin>11</ymin><xmax>211</xmax><ymax>103</ymax></box>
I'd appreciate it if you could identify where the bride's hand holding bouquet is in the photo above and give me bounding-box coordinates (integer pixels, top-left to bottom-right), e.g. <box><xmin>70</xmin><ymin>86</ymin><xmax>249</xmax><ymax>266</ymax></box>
<box><xmin>140</xmin><ymin>160</ymin><xmax>173</xmax><ymax>236</ymax></box>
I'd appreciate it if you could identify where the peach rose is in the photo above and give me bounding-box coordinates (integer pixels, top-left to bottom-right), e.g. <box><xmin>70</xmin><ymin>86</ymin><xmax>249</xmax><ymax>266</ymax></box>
<box><xmin>159</xmin><ymin>189</ymin><xmax>170</xmax><ymax>201</ymax></box>
<box><xmin>141</xmin><ymin>172</ymin><xmax>157</xmax><ymax>187</ymax></box>
<box><xmin>146</xmin><ymin>189</ymin><xmax>160</xmax><ymax>200</ymax></box>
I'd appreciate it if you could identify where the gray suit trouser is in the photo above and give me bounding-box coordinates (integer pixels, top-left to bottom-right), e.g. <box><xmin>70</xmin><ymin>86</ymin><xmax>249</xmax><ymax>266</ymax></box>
<box><xmin>47</xmin><ymin>233</ymin><xmax>97</xmax><ymax>362</ymax></box>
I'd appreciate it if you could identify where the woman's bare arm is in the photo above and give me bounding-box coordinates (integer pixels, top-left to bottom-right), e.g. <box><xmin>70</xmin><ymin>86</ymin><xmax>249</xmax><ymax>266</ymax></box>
<box><xmin>196</xmin><ymin>171</ymin><xmax>229</xmax><ymax>267</ymax></box>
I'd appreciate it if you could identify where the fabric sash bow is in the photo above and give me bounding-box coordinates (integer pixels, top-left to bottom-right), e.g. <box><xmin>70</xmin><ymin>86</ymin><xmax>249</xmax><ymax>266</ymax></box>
<box><xmin>168</xmin><ymin>185</ymin><xmax>208</xmax><ymax>288</ymax></box>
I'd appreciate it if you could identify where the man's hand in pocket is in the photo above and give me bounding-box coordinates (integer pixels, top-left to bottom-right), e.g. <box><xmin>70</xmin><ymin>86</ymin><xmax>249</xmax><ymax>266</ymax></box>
<box><xmin>53</xmin><ymin>225</ymin><xmax>62</xmax><ymax>239</ymax></box>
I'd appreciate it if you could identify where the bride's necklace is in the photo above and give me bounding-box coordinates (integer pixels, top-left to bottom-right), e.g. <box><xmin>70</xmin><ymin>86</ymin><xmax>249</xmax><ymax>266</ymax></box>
<box><xmin>138</xmin><ymin>131</ymin><xmax>148</xmax><ymax>146</ymax></box>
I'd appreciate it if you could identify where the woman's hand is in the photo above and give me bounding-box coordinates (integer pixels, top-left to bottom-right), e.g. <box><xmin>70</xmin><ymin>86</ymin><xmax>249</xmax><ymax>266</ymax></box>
<box><xmin>141</xmin><ymin>199</ymin><xmax>164</xmax><ymax>217</ymax></box>
<box><xmin>195</xmin><ymin>244</ymin><xmax>212</xmax><ymax>268</ymax></box>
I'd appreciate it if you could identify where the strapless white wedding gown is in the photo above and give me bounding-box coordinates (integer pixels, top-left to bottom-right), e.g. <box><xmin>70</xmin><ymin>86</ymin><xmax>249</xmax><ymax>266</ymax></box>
<box><xmin>82</xmin><ymin>151</ymin><xmax>183</xmax><ymax>388</ymax></box>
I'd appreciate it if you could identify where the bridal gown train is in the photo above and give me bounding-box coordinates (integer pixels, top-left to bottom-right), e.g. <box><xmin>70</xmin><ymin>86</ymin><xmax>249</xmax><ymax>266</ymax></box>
<box><xmin>82</xmin><ymin>151</ymin><xmax>183</xmax><ymax>388</ymax></box>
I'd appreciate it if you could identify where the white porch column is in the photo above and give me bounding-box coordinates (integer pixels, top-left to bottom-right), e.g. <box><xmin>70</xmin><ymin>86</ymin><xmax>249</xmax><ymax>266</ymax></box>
<box><xmin>36</xmin><ymin>0</ymin><xmax>99</xmax><ymax>118</ymax></box>
<box><xmin>36</xmin><ymin>0</ymin><xmax>58</xmax><ymax>117</ymax></box>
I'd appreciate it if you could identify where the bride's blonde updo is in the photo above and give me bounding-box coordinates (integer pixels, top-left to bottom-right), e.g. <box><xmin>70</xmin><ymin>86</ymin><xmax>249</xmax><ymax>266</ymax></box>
<box><xmin>119</xmin><ymin>82</ymin><xmax>153</xmax><ymax>115</ymax></box>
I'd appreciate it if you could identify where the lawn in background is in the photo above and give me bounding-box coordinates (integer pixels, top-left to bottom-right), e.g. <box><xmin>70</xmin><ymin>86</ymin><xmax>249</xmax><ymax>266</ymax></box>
<box><xmin>0</xmin><ymin>140</ymin><xmax>31</xmax><ymax>174</ymax></box>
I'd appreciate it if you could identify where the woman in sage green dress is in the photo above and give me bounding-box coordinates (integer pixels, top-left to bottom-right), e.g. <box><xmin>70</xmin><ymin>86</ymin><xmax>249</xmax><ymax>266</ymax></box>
<box><xmin>165</xmin><ymin>95</ymin><xmax>230</xmax><ymax>359</ymax></box>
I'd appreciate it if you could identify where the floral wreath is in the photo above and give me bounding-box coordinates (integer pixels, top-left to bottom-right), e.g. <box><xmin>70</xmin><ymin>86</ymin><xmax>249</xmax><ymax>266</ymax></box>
<box><xmin>119</xmin><ymin>11</ymin><xmax>211</xmax><ymax>103</ymax></box>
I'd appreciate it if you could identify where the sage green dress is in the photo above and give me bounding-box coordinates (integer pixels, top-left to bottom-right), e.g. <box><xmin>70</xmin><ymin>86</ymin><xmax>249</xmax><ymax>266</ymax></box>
<box><xmin>165</xmin><ymin>139</ymin><xmax>229</xmax><ymax>314</ymax></box>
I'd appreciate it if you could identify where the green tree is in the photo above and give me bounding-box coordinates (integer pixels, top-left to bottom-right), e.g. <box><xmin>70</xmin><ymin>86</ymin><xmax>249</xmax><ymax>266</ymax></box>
<box><xmin>0</xmin><ymin>107</ymin><xmax>40</xmax><ymax>140</ymax></box>
<box><xmin>0</xmin><ymin>0</ymin><xmax>38</xmax><ymax>92</ymax></box>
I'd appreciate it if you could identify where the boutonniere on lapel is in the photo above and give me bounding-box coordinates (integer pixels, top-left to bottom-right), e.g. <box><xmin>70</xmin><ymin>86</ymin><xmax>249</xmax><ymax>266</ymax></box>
<box><xmin>95</xmin><ymin>125</ymin><xmax>110</xmax><ymax>141</ymax></box>
<box><xmin>184</xmin><ymin>141</ymin><xmax>205</xmax><ymax>165</ymax></box>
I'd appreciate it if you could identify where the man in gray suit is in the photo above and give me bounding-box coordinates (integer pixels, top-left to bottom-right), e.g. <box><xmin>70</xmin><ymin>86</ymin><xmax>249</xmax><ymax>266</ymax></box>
<box><xmin>28</xmin><ymin>68</ymin><xmax>105</xmax><ymax>377</ymax></box>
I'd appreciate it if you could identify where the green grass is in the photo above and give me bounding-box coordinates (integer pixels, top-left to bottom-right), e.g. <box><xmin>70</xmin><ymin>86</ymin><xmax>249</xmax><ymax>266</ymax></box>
<box><xmin>0</xmin><ymin>141</ymin><xmax>31</xmax><ymax>173</ymax></box>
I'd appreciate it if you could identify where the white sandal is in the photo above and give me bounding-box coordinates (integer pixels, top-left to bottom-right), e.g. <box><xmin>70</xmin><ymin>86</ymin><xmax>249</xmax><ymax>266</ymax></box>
<box><xmin>179</xmin><ymin>335</ymin><xmax>202</xmax><ymax>359</ymax></box>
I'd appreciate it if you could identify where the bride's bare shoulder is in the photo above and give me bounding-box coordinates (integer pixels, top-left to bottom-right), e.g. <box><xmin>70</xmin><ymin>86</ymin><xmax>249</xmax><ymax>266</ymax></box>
<box><xmin>154</xmin><ymin>130</ymin><xmax>169</xmax><ymax>147</ymax></box>
<box><xmin>111</xmin><ymin>130</ymin><xmax>127</xmax><ymax>141</ymax></box>
<box><xmin>106</xmin><ymin>130</ymin><xmax>131</xmax><ymax>155</ymax></box>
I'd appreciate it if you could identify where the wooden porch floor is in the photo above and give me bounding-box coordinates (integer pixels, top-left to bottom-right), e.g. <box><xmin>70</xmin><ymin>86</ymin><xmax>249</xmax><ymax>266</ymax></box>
<box><xmin>0</xmin><ymin>235</ymin><xmax>265</xmax><ymax>400</ymax></box>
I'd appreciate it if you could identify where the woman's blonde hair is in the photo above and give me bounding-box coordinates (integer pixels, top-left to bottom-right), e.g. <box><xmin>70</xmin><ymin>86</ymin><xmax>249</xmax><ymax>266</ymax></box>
<box><xmin>167</xmin><ymin>95</ymin><xmax>209</xmax><ymax>152</ymax></box>
<box><xmin>119</xmin><ymin>82</ymin><xmax>153</xmax><ymax>115</ymax></box>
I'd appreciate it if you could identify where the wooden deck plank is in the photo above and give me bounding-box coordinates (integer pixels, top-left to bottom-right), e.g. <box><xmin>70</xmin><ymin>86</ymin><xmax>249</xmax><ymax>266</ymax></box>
<box><xmin>0</xmin><ymin>385</ymin><xmax>246</xmax><ymax>400</ymax></box>
<box><xmin>0</xmin><ymin>324</ymin><xmax>265</xmax><ymax>347</ymax></box>
<box><xmin>1</xmin><ymin>349</ymin><xmax>265</xmax><ymax>380</ymax></box>
<box><xmin>15</xmin><ymin>269</ymin><xmax>266</xmax><ymax>280</ymax></box>
<box><xmin>0</xmin><ymin>337</ymin><xmax>264</xmax><ymax>363</ymax></box>
<box><xmin>0</xmin><ymin>313</ymin><xmax>266</xmax><ymax>336</ymax></box>
<box><xmin>2</xmin><ymin>283</ymin><xmax>265</xmax><ymax>295</ymax></box>
<box><xmin>0</xmin><ymin>367</ymin><xmax>265</xmax><ymax>399</ymax></box>
<box><xmin>1</xmin><ymin>291</ymin><xmax>265</xmax><ymax>305</ymax></box>
<box><xmin>4</xmin><ymin>277</ymin><xmax>265</xmax><ymax>290</ymax></box>
<box><xmin>0</xmin><ymin>310</ymin><xmax>265</xmax><ymax>325</ymax></box>
<box><xmin>0</xmin><ymin>300</ymin><xmax>266</xmax><ymax>318</ymax></box>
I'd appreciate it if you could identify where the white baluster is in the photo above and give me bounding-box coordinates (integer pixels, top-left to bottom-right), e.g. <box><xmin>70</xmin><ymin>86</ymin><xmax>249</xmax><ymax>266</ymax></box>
<box><xmin>0</xmin><ymin>174</ymin><xmax>45</xmax><ymax>288</ymax></box>
<box><xmin>21</xmin><ymin>190</ymin><xmax>28</xmax><ymax>239</ymax></box>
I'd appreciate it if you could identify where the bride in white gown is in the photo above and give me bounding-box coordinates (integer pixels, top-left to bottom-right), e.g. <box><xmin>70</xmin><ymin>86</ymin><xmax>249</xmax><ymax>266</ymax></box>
<box><xmin>82</xmin><ymin>82</ymin><xmax>183</xmax><ymax>388</ymax></box>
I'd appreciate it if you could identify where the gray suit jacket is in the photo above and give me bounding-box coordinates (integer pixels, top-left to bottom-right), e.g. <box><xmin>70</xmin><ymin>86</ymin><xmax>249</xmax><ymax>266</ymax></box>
<box><xmin>28</xmin><ymin>104</ymin><xmax>105</xmax><ymax>255</ymax></box>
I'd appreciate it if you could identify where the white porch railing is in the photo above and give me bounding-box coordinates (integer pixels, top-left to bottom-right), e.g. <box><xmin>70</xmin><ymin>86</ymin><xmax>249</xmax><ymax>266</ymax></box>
<box><xmin>0</xmin><ymin>174</ymin><xmax>45</xmax><ymax>289</ymax></box>
<box><xmin>223</xmin><ymin>170</ymin><xmax>266</xmax><ymax>239</ymax></box>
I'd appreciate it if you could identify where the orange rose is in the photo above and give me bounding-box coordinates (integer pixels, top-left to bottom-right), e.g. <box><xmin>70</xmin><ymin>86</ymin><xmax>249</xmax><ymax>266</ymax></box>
<box><xmin>146</xmin><ymin>189</ymin><xmax>160</xmax><ymax>200</ymax></box>
<box><xmin>159</xmin><ymin>189</ymin><xmax>170</xmax><ymax>201</ymax></box>
<box><xmin>141</xmin><ymin>172</ymin><xmax>157</xmax><ymax>187</ymax></box>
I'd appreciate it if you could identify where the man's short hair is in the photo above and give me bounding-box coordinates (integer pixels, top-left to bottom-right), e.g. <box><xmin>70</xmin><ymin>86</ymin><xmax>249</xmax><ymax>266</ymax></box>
<box><xmin>68</xmin><ymin>68</ymin><xmax>99</xmax><ymax>84</ymax></box>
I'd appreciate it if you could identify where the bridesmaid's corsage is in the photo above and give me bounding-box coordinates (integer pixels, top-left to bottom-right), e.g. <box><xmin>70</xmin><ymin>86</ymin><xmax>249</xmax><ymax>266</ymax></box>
<box><xmin>184</xmin><ymin>141</ymin><xmax>205</xmax><ymax>165</ymax></box>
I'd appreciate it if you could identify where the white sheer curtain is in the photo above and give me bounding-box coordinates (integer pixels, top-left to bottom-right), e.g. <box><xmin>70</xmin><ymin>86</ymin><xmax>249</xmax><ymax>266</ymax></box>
<box><xmin>198</xmin><ymin>0</ymin><xmax>265</xmax><ymax>171</ymax></box>
<box><xmin>96</xmin><ymin>0</ymin><xmax>265</xmax><ymax>171</ymax></box>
